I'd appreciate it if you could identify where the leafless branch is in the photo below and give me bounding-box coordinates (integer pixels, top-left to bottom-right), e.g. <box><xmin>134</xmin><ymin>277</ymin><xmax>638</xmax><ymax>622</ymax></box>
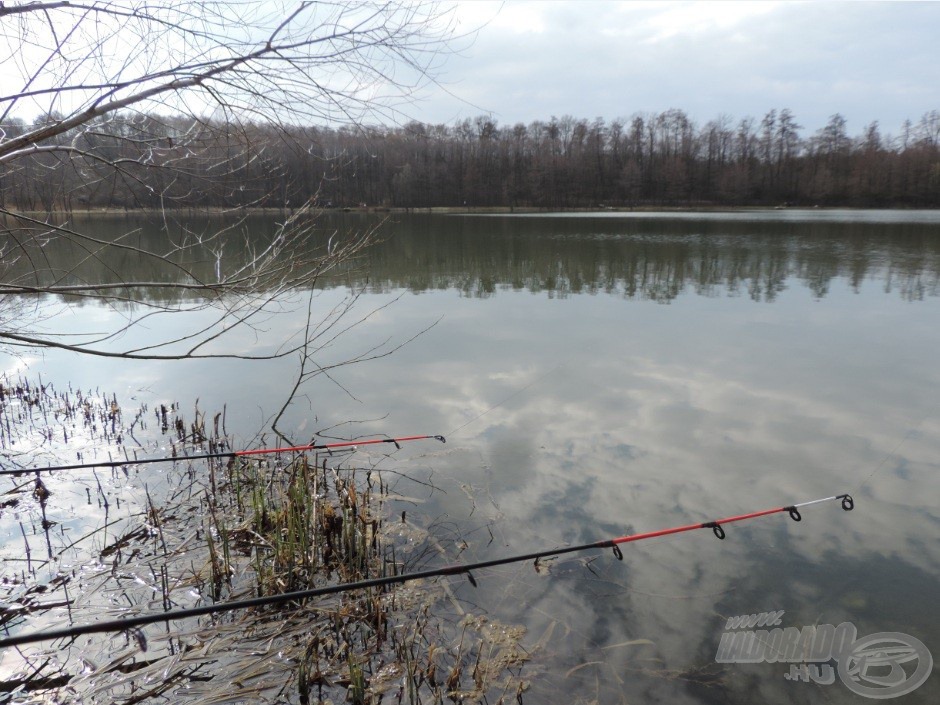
<box><xmin>0</xmin><ymin>1</ymin><xmax>464</xmax><ymax>440</ymax></box>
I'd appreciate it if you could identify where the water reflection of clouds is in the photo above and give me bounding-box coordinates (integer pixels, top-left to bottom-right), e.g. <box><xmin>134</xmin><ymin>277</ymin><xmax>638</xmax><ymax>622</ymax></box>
<box><xmin>365</xmin><ymin>281</ymin><xmax>940</xmax><ymax>701</ymax></box>
<box><xmin>459</xmin><ymin>350</ymin><xmax>940</xmax><ymax>568</ymax></box>
<box><xmin>10</xmin><ymin>283</ymin><xmax>938</xmax><ymax>554</ymax></box>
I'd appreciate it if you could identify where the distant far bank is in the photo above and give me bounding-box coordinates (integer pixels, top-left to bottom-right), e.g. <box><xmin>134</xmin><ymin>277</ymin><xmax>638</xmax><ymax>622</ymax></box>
<box><xmin>352</xmin><ymin>204</ymin><xmax>940</xmax><ymax>214</ymax></box>
<box><xmin>7</xmin><ymin>109</ymin><xmax>939</xmax><ymax>213</ymax></box>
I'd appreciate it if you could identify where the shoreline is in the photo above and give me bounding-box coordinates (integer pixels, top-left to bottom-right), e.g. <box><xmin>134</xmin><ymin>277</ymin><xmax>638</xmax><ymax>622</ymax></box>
<box><xmin>5</xmin><ymin>203</ymin><xmax>939</xmax><ymax>217</ymax></box>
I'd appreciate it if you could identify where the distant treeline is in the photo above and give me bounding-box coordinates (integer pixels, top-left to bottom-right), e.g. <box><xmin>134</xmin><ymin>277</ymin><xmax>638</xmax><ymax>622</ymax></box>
<box><xmin>3</xmin><ymin>108</ymin><xmax>940</xmax><ymax>210</ymax></box>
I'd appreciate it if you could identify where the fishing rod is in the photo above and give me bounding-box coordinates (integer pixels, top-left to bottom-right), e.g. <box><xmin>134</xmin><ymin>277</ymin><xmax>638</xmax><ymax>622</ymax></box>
<box><xmin>0</xmin><ymin>435</ymin><xmax>447</xmax><ymax>476</ymax></box>
<box><xmin>0</xmin><ymin>492</ymin><xmax>853</xmax><ymax>649</ymax></box>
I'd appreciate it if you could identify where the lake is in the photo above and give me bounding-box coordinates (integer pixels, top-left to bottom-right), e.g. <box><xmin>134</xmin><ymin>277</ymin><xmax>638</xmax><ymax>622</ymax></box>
<box><xmin>2</xmin><ymin>209</ymin><xmax>939</xmax><ymax>703</ymax></box>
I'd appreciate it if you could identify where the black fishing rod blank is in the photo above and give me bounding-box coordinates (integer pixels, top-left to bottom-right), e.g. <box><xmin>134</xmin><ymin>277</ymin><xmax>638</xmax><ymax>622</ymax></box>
<box><xmin>0</xmin><ymin>493</ymin><xmax>853</xmax><ymax>649</ymax></box>
<box><xmin>0</xmin><ymin>434</ymin><xmax>446</xmax><ymax>476</ymax></box>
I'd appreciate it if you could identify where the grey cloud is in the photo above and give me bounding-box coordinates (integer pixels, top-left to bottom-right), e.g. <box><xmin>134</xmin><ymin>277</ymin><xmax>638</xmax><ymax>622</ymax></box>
<box><xmin>413</xmin><ymin>1</ymin><xmax>940</xmax><ymax>134</ymax></box>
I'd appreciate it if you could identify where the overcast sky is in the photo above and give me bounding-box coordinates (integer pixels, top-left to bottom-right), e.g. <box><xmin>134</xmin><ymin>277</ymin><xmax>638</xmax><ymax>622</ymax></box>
<box><xmin>404</xmin><ymin>1</ymin><xmax>940</xmax><ymax>136</ymax></box>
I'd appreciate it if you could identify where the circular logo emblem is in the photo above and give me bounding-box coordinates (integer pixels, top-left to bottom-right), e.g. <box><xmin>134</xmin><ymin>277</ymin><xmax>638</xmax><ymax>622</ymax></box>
<box><xmin>838</xmin><ymin>632</ymin><xmax>933</xmax><ymax>699</ymax></box>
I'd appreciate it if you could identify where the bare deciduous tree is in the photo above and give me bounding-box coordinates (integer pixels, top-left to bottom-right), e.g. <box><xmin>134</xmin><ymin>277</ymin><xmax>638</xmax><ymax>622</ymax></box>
<box><xmin>0</xmin><ymin>0</ymin><xmax>457</xmax><ymax>359</ymax></box>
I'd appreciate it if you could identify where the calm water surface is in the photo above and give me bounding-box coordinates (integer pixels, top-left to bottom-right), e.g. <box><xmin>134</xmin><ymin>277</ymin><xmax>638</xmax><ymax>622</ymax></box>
<box><xmin>3</xmin><ymin>210</ymin><xmax>939</xmax><ymax>703</ymax></box>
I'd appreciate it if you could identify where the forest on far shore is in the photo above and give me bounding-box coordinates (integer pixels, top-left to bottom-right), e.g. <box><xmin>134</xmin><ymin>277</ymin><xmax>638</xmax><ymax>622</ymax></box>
<box><xmin>2</xmin><ymin>108</ymin><xmax>939</xmax><ymax>212</ymax></box>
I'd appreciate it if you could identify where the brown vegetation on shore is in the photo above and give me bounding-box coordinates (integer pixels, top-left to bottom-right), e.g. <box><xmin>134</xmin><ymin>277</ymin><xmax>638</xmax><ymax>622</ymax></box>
<box><xmin>0</xmin><ymin>377</ymin><xmax>530</xmax><ymax>703</ymax></box>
